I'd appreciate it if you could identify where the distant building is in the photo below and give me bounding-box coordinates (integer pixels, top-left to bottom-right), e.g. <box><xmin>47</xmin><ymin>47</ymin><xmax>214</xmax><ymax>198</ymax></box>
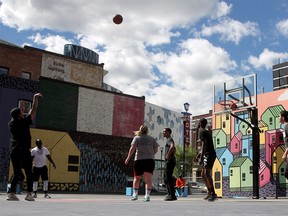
<box><xmin>273</xmin><ymin>61</ymin><xmax>288</xmax><ymax>91</ymax></box>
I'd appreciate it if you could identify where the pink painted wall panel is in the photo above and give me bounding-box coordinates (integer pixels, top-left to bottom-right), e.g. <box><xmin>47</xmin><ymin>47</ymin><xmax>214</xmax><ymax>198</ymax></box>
<box><xmin>112</xmin><ymin>95</ymin><xmax>145</xmax><ymax>138</ymax></box>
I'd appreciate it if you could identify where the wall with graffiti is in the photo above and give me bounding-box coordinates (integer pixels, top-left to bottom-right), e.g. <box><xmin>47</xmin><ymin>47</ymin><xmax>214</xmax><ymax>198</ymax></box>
<box><xmin>213</xmin><ymin>89</ymin><xmax>288</xmax><ymax>197</ymax></box>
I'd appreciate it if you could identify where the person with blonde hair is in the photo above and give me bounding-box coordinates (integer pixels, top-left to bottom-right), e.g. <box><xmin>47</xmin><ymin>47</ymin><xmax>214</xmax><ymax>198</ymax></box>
<box><xmin>125</xmin><ymin>124</ymin><xmax>159</xmax><ymax>202</ymax></box>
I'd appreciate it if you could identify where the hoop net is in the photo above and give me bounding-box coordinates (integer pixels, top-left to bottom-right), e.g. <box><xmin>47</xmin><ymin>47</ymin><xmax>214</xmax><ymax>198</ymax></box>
<box><xmin>218</xmin><ymin>100</ymin><xmax>238</xmax><ymax>112</ymax></box>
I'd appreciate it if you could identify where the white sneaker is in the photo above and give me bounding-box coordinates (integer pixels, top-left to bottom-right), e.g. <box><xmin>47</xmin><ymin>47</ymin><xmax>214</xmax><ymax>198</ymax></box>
<box><xmin>6</xmin><ymin>193</ymin><xmax>19</xmax><ymax>201</ymax></box>
<box><xmin>44</xmin><ymin>193</ymin><xmax>51</xmax><ymax>198</ymax></box>
<box><xmin>130</xmin><ymin>194</ymin><xmax>138</xmax><ymax>201</ymax></box>
<box><xmin>144</xmin><ymin>195</ymin><xmax>150</xmax><ymax>202</ymax></box>
<box><xmin>25</xmin><ymin>193</ymin><xmax>35</xmax><ymax>201</ymax></box>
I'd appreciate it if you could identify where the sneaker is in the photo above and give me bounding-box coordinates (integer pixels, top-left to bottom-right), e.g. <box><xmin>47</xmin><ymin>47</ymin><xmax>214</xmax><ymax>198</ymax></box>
<box><xmin>6</xmin><ymin>193</ymin><xmax>19</xmax><ymax>201</ymax></box>
<box><xmin>164</xmin><ymin>196</ymin><xmax>177</xmax><ymax>201</ymax></box>
<box><xmin>25</xmin><ymin>193</ymin><xmax>35</xmax><ymax>201</ymax></box>
<box><xmin>131</xmin><ymin>194</ymin><xmax>138</xmax><ymax>201</ymax></box>
<box><xmin>203</xmin><ymin>194</ymin><xmax>211</xmax><ymax>200</ymax></box>
<box><xmin>44</xmin><ymin>193</ymin><xmax>51</xmax><ymax>198</ymax></box>
<box><xmin>207</xmin><ymin>194</ymin><xmax>217</xmax><ymax>202</ymax></box>
<box><xmin>33</xmin><ymin>193</ymin><xmax>37</xmax><ymax>198</ymax></box>
<box><xmin>144</xmin><ymin>195</ymin><xmax>150</xmax><ymax>202</ymax></box>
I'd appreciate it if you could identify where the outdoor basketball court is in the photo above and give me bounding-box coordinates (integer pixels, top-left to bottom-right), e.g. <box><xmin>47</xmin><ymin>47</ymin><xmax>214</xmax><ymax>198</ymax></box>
<box><xmin>1</xmin><ymin>193</ymin><xmax>288</xmax><ymax>216</ymax></box>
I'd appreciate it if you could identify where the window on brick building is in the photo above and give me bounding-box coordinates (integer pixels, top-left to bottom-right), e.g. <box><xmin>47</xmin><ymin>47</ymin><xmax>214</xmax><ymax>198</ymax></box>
<box><xmin>22</xmin><ymin>71</ymin><xmax>31</xmax><ymax>79</ymax></box>
<box><xmin>0</xmin><ymin>67</ymin><xmax>9</xmax><ymax>75</ymax></box>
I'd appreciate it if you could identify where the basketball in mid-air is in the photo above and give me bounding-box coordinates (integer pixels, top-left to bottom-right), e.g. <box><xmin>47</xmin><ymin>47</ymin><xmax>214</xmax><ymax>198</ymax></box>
<box><xmin>230</xmin><ymin>102</ymin><xmax>237</xmax><ymax>111</ymax></box>
<box><xmin>113</xmin><ymin>14</ymin><xmax>123</xmax><ymax>25</ymax></box>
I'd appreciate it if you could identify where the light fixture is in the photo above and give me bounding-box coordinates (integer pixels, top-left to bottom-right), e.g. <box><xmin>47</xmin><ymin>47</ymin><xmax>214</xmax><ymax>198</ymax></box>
<box><xmin>184</xmin><ymin>102</ymin><xmax>190</xmax><ymax>112</ymax></box>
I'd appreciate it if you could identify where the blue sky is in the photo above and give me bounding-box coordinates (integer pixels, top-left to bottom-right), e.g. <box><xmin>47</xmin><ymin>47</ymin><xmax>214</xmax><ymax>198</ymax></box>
<box><xmin>1</xmin><ymin>0</ymin><xmax>288</xmax><ymax>115</ymax></box>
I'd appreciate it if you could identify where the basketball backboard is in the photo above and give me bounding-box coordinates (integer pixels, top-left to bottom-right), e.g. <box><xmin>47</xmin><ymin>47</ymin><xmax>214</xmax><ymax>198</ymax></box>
<box><xmin>213</xmin><ymin>74</ymin><xmax>257</xmax><ymax>114</ymax></box>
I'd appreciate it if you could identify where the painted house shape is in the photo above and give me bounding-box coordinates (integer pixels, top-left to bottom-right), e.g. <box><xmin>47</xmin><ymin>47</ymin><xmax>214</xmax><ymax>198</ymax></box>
<box><xmin>215</xmin><ymin>147</ymin><xmax>233</xmax><ymax>177</ymax></box>
<box><xmin>272</xmin><ymin>145</ymin><xmax>288</xmax><ymax>185</ymax></box>
<box><xmin>234</xmin><ymin>110</ymin><xmax>249</xmax><ymax>134</ymax></box>
<box><xmin>238</xmin><ymin>118</ymin><xmax>250</xmax><ymax>136</ymax></box>
<box><xmin>242</xmin><ymin>135</ymin><xmax>253</xmax><ymax>159</ymax></box>
<box><xmin>215</xmin><ymin>113</ymin><xmax>231</xmax><ymax>136</ymax></box>
<box><xmin>261</xmin><ymin>105</ymin><xmax>285</xmax><ymax>131</ymax></box>
<box><xmin>259</xmin><ymin>159</ymin><xmax>270</xmax><ymax>187</ymax></box>
<box><xmin>212</xmin><ymin>157</ymin><xmax>223</xmax><ymax>197</ymax></box>
<box><xmin>246</xmin><ymin>120</ymin><xmax>268</xmax><ymax>145</ymax></box>
<box><xmin>212</xmin><ymin>129</ymin><xmax>227</xmax><ymax>149</ymax></box>
<box><xmin>230</xmin><ymin>131</ymin><xmax>243</xmax><ymax>155</ymax></box>
<box><xmin>32</xmin><ymin>128</ymin><xmax>80</xmax><ymax>190</ymax></box>
<box><xmin>265</xmin><ymin>129</ymin><xmax>284</xmax><ymax>165</ymax></box>
<box><xmin>229</xmin><ymin>157</ymin><xmax>253</xmax><ymax>192</ymax></box>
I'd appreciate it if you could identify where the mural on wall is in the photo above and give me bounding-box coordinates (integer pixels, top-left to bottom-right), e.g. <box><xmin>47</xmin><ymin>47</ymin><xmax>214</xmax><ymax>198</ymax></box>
<box><xmin>213</xmin><ymin>89</ymin><xmax>288</xmax><ymax>197</ymax></box>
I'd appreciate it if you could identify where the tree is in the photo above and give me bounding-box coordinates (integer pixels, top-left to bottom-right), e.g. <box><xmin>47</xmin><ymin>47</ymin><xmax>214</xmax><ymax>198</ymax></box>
<box><xmin>174</xmin><ymin>144</ymin><xmax>197</xmax><ymax>177</ymax></box>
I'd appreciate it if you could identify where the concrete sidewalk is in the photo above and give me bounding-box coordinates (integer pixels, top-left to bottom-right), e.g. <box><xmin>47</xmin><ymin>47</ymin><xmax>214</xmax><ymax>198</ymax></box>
<box><xmin>1</xmin><ymin>193</ymin><xmax>287</xmax><ymax>216</ymax></box>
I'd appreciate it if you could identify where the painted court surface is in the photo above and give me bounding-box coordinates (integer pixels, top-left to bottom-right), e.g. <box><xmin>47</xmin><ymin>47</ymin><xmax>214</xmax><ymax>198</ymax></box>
<box><xmin>1</xmin><ymin>193</ymin><xmax>288</xmax><ymax>216</ymax></box>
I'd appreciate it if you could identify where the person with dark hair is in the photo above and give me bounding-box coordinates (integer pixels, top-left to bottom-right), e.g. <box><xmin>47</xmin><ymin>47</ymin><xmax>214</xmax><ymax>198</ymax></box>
<box><xmin>31</xmin><ymin>139</ymin><xmax>56</xmax><ymax>199</ymax></box>
<box><xmin>197</xmin><ymin>118</ymin><xmax>217</xmax><ymax>202</ymax></box>
<box><xmin>163</xmin><ymin>127</ymin><xmax>177</xmax><ymax>201</ymax></box>
<box><xmin>125</xmin><ymin>124</ymin><xmax>159</xmax><ymax>202</ymax></box>
<box><xmin>280</xmin><ymin>110</ymin><xmax>288</xmax><ymax>180</ymax></box>
<box><xmin>7</xmin><ymin>93</ymin><xmax>42</xmax><ymax>201</ymax></box>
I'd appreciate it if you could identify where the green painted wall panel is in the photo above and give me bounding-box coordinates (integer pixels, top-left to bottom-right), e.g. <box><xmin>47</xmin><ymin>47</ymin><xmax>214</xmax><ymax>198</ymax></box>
<box><xmin>36</xmin><ymin>78</ymin><xmax>78</xmax><ymax>131</ymax></box>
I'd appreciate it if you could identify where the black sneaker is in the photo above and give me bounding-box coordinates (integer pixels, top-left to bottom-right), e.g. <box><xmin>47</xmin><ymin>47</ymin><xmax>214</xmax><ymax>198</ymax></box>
<box><xmin>203</xmin><ymin>194</ymin><xmax>211</xmax><ymax>200</ymax></box>
<box><xmin>207</xmin><ymin>194</ymin><xmax>217</xmax><ymax>202</ymax></box>
<box><xmin>164</xmin><ymin>196</ymin><xmax>177</xmax><ymax>201</ymax></box>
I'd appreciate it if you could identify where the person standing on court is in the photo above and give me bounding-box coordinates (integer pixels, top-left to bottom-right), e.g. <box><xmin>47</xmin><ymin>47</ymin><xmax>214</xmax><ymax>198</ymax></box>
<box><xmin>197</xmin><ymin>118</ymin><xmax>217</xmax><ymax>201</ymax></box>
<box><xmin>163</xmin><ymin>127</ymin><xmax>177</xmax><ymax>201</ymax></box>
<box><xmin>7</xmin><ymin>93</ymin><xmax>42</xmax><ymax>201</ymax></box>
<box><xmin>31</xmin><ymin>139</ymin><xmax>56</xmax><ymax>198</ymax></box>
<box><xmin>280</xmin><ymin>110</ymin><xmax>288</xmax><ymax>180</ymax></box>
<box><xmin>125</xmin><ymin>124</ymin><xmax>159</xmax><ymax>202</ymax></box>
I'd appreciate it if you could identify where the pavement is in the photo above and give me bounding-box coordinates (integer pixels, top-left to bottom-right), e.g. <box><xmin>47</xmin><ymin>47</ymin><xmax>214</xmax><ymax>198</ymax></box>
<box><xmin>1</xmin><ymin>192</ymin><xmax>288</xmax><ymax>216</ymax></box>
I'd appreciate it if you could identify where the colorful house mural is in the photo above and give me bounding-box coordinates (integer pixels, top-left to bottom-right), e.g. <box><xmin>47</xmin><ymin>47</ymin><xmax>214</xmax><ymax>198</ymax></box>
<box><xmin>212</xmin><ymin>129</ymin><xmax>227</xmax><ymax>149</ymax></box>
<box><xmin>215</xmin><ymin>147</ymin><xmax>233</xmax><ymax>177</ymax></box>
<box><xmin>229</xmin><ymin>157</ymin><xmax>253</xmax><ymax>192</ymax></box>
<box><xmin>213</xmin><ymin>88</ymin><xmax>288</xmax><ymax>197</ymax></box>
<box><xmin>212</xmin><ymin>157</ymin><xmax>222</xmax><ymax>197</ymax></box>
<box><xmin>230</xmin><ymin>131</ymin><xmax>243</xmax><ymax>155</ymax></box>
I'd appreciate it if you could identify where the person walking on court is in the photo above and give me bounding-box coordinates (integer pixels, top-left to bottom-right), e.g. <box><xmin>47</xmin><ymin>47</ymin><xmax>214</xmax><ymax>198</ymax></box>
<box><xmin>197</xmin><ymin>118</ymin><xmax>217</xmax><ymax>202</ymax></box>
<box><xmin>7</xmin><ymin>93</ymin><xmax>42</xmax><ymax>201</ymax></box>
<box><xmin>31</xmin><ymin>139</ymin><xmax>56</xmax><ymax>198</ymax></box>
<box><xmin>125</xmin><ymin>124</ymin><xmax>159</xmax><ymax>202</ymax></box>
<box><xmin>280</xmin><ymin>110</ymin><xmax>288</xmax><ymax>180</ymax></box>
<box><xmin>163</xmin><ymin>127</ymin><xmax>177</xmax><ymax>201</ymax></box>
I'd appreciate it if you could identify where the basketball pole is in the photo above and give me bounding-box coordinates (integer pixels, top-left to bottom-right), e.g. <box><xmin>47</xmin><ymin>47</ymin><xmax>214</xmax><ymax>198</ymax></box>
<box><xmin>230</xmin><ymin>107</ymin><xmax>260</xmax><ymax>199</ymax></box>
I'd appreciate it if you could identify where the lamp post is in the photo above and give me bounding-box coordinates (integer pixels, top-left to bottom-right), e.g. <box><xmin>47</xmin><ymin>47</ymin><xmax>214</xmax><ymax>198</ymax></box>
<box><xmin>181</xmin><ymin>102</ymin><xmax>190</xmax><ymax>177</ymax></box>
<box><xmin>160</xmin><ymin>147</ymin><xmax>164</xmax><ymax>181</ymax></box>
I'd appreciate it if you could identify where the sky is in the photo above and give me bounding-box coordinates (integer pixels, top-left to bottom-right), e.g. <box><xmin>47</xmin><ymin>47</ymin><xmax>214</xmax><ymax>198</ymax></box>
<box><xmin>1</xmin><ymin>0</ymin><xmax>288</xmax><ymax>115</ymax></box>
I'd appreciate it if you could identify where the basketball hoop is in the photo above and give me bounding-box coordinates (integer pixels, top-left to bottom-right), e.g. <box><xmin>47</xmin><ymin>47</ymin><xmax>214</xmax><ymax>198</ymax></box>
<box><xmin>218</xmin><ymin>100</ymin><xmax>238</xmax><ymax>112</ymax></box>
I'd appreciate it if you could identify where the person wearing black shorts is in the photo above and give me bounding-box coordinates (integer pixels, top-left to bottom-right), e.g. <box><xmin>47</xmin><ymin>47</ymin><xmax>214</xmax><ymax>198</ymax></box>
<box><xmin>7</xmin><ymin>93</ymin><xmax>42</xmax><ymax>201</ymax></box>
<box><xmin>31</xmin><ymin>139</ymin><xmax>56</xmax><ymax>198</ymax></box>
<box><xmin>197</xmin><ymin>118</ymin><xmax>217</xmax><ymax>202</ymax></box>
<box><xmin>125</xmin><ymin>124</ymin><xmax>159</xmax><ymax>202</ymax></box>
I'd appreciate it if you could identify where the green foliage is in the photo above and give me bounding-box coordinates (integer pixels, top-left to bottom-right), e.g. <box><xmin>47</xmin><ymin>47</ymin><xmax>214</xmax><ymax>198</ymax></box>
<box><xmin>174</xmin><ymin>144</ymin><xmax>197</xmax><ymax>177</ymax></box>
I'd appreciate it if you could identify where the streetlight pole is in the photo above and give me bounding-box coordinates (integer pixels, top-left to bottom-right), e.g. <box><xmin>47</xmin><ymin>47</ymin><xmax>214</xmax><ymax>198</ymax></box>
<box><xmin>160</xmin><ymin>147</ymin><xmax>164</xmax><ymax>181</ymax></box>
<box><xmin>181</xmin><ymin>102</ymin><xmax>190</xmax><ymax>177</ymax></box>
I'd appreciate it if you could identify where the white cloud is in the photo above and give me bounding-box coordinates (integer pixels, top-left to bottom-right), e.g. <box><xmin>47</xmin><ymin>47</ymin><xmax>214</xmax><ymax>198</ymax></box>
<box><xmin>0</xmin><ymin>0</ymin><xmax>244</xmax><ymax>114</ymax></box>
<box><xmin>28</xmin><ymin>33</ymin><xmax>73</xmax><ymax>54</ymax></box>
<box><xmin>200</xmin><ymin>17</ymin><xmax>260</xmax><ymax>45</ymax></box>
<box><xmin>276</xmin><ymin>19</ymin><xmax>288</xmax><ymax>37</ymax></box>
<box><xmin>248</xmin><ymin>48</ymin><xmax>288</xmax><ymax>70</ymax></box>
<box><xmin>210</xmin><ymin>1</ymin><xmax>232</xmax><ymax>19</ymax></box>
